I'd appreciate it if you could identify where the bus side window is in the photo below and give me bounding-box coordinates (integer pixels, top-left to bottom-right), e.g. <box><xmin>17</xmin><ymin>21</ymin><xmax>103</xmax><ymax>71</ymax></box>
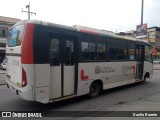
<box><xmin>145</xmin><ymin>45</ymin><xmax>152</xmax><ymax>62</ymax></box>
<box><xmin>128</xmin><ymin>42</ymin><xmax>135</xmax><ymax>60</ymax></box>
<box><xmin>96</xmin><ymin>44</ymin><xmax>107</xmax><ymax>60</ymax></box>
<box><xmin>50</xmin><ymin>38</ymin><xmax>60</xmax><ymax>66</ymax></box>
<box><xmin>81</xmin><ymin>42</ymin><xmax>96</xmax><ymax>60</ymax></box>
<box><xmin>109</xmin><ymin>39</ymin><xmax>127</xmax><ymax>60</ymax></box>
<box><xmin>65</xmin><ymin>40</ymin><xmax>74</xmax><ymax>65</ymax></box>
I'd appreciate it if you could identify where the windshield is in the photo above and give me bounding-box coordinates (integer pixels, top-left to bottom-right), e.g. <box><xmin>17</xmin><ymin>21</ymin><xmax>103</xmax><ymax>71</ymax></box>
<box><xmin>7</xmin><ymin>25</ymin><xmax>24</xmax><ymax>47</ymax></box>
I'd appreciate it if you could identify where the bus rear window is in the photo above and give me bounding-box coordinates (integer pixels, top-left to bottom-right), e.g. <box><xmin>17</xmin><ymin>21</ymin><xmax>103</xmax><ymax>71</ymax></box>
<box><xmin>7</xmin><ymin>25</ymin><xmax>24</xmax><ymax>47</ymax></box>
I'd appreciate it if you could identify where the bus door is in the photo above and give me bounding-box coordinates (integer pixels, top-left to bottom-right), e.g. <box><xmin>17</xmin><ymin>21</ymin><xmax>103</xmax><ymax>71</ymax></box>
<box><xmin>50</xmin><ymin>34</ymin><xmax>77</xmax><ymax>99</ymax></box>
<box><xmin>136</xmin><ymin>45</ymin><xmax>144</xmax><ymax>80</ymax></box>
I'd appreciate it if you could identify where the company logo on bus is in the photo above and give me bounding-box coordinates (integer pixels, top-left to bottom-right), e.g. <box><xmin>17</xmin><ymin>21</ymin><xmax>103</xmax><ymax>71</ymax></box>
<box><xmin>95</xmin><ymin>66</ymin><xmax>101</xmax><ymax>74</ymax></box>
<box><xmin>95</xmin><ymin>66</ymin><xmax>116</xmax><ymax>74</ymax></box>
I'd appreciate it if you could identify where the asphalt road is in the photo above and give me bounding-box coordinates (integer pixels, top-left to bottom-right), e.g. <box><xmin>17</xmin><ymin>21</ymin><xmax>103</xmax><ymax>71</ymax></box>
<box><xmin>0</xmin><ymin>69</ymin><xmax>160</xmax><ymax>119</ymax></box>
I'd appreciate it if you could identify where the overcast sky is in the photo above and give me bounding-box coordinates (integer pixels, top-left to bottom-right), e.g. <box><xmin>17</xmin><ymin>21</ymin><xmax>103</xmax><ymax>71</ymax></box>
<box><xmin>0</xmin><ymin>0</ymin><xmax>159</xmax><ymax>32</ymax></box>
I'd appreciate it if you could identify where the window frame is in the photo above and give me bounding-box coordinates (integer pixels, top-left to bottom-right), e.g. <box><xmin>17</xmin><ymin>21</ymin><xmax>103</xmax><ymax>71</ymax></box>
<box><xmin>80</xmin><ymin>34</ymin><xmax>108</xmax><ymax>62</ymax></box>
<box><xmin>144</xmin><ymin>45</ymin><xmax>153</xmax><ymax>63</ymax></box>
<box><xmin>128</xmin><ymin>41</ymin><xmax>136</xmax><ymax>61</ymax></box>
<box><xmin>108</xmin><ymin>38</ymin><xmax>128</xmax><ymax>61</ymax></box>
<box><xmin>7</xmin><ymin>25</ymin><xmax>24</xmax><ymax>47</ymax></box>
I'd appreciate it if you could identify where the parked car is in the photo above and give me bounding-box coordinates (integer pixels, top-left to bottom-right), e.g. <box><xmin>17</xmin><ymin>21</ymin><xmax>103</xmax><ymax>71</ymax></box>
<box><xmin>1</xmin><ymin>60</ymin><xmax>6</xmax><ymax>70</ymax></box>
<box><xmin>153</xmin><ymin>59</ymin><xmax>160</xmax><ymax>64</ymax></box>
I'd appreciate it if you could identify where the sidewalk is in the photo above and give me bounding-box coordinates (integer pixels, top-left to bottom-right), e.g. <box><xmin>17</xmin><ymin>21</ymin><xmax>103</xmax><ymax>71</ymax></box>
<box><xmin>0</xmin><ymin>70</ymin><xmax>6</xmax><ymax>85</ymax></box>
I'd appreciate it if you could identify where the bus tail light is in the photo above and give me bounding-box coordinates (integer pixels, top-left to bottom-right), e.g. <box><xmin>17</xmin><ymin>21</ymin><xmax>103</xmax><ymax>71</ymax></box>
<box><xmin>22</xmin><ymin>68</ymin><xmax>27</xmax><ymax>87</ymax></box>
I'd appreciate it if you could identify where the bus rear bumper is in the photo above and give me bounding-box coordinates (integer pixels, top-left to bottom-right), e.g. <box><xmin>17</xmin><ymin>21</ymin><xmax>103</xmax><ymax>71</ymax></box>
<box><xmin>6</xmin><ymin>80</ymin><xmax>34</xmax><ymax>101</ymax></box>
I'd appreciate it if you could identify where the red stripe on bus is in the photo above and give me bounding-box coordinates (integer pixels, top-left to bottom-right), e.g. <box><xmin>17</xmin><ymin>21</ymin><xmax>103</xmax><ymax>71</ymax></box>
<box><xmin>132</xmin><ymin>66</ymin><xmax>136</xmax><ymax>72</ymax></box>
<box><xmin>79</xmin><ymin>29</ymin><xmax>98</xmax><ymax>35</ymax></box>
<box><xmin>132</xmin><ymin>65</ymin><xmax>136</xmax><ymax>78</ymax></box>
<box><xmin>81</xmin><ymin>70</ymin><xmax>89</xmax><ymax>80</ymax></box>
<box><xmin>22</xmin><ymin>23</ymin><xmax>35</xmax><ymax>64</ymax></box>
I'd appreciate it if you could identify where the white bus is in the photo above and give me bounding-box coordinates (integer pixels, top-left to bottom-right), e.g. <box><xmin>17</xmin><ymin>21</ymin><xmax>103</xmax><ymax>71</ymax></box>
<box><xmin>6</xmin><ymin>20</ymin><xmax>153</xmax><ymax>104</ymax></box>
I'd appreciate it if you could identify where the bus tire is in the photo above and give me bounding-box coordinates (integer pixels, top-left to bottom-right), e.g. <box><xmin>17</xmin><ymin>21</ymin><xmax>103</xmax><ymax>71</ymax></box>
<box><xmin>88</xmin><ymin>81</ymin><xmax>101</xmax><ymax>98</ymax></box>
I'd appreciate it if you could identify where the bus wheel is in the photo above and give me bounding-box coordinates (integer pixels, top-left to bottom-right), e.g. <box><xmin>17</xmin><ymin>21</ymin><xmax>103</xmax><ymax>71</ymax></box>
<box><xmin>88</xmin><ymin>82</ymin><xmax>101</xmax><ymax>98</ymax></box>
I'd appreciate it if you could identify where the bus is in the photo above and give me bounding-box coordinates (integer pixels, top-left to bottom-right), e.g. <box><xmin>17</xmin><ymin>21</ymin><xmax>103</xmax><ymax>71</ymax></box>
<box><xmin>6</xmin><ymin>20</ymin><xmax>153</xmax><ymax>104</ymax></box>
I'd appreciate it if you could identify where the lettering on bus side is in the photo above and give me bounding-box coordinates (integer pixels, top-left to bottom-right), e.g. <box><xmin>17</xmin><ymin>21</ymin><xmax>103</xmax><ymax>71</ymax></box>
<box><xmin>122</xmin><ymin>65</ymin><xmax>136</xmax><ymax>78</ymax></box>
<box><xmin>122</xmin><ymin>66</ymin><xmax>132</xmax><ymax>77</ymax></box>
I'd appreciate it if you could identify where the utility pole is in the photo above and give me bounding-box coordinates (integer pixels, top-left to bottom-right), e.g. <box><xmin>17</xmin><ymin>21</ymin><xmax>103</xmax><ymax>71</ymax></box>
<box><xmin>141</xmin><ymin>0</ymin><xmax>144</xmax><ymax>25</ymax></box>
<box><xmin>22</xmin><ymin>2</ymin><xmax>36</xmax><ymax>20</ymax></box>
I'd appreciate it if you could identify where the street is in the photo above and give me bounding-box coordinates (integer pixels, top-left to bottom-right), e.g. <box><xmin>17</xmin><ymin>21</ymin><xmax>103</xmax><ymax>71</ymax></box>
<box><xmin>1</xmin><ymin>0</ymin><xmax>160</xmax><ymax>119</ymax></box>
<box><xmin>0</xmin><ymin>68</ymin><xmax>160</xmax><ymax>119</ymax></box>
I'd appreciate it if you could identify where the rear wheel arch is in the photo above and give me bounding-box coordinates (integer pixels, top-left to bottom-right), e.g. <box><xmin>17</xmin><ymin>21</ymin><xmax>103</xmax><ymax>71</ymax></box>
<box><xmin>142</xmin><ymin>72</ymin><xmax>150</xmax><ymax>83</ymax></box>
<box><xmin>144</xmin><ymin>72</ymin><xmax>150</xmax><ymax>79</ymax></box>
<box><xmin>88</xmin><ymin>79</ymin><xmax>103</xmax><ymax>98</ymax></box>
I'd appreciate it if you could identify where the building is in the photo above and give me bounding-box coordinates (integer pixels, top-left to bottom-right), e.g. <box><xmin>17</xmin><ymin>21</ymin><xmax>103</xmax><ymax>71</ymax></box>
<box><xmin>117</xmin><ymin>30</ymin><xmax>136</xmax><ymax>38</ymax></box>
<box><xmin>0</xmin><ymin>16</ymin><xmax>20</xmax><ymax>62</ymax></box>
<box><xmin>145</xmin><ymin>27</ymin><xmax>160</xmax><ymax>59</ymax></box>
<box><xmin>117</xmin><ymin>26</ymin><xmax>160</xmax><ymax>59</ymax></box>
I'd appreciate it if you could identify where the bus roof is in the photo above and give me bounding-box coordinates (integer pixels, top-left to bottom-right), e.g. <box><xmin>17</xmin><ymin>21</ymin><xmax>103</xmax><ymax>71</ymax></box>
<box><xmin>15</xmin><ymin>20</ymin><xmax>149</xmax><ymax>44</ymax></box>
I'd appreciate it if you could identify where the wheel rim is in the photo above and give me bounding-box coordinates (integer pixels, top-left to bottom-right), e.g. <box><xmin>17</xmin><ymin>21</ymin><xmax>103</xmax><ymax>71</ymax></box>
<box><xmin>91</xmin><ymin>85</ymin><xmax>97</xmax><ymax>94</ymax></box>
<box><xmin>90</xmin><ymin>83</ymin><xmax>100</xmax><ymax>97</ymax></box>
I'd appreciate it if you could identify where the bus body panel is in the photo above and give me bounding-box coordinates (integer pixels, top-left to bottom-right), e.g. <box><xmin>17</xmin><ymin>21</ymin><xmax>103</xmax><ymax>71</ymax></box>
<box><xmin>34</xmin><ymin>64</ymin><xmax>50</xmax><ymax>87</ymax></box>
<box><xmin>143</xmin><ymin>61</ymin><xmax>153</xmax><ymax>79</ymax></box>
<box><xmin>63</xmin><ymin>66</ymin><xmax>75</xmax><ymax>96</ymax></box>
<box><xmin>6</xmin><ymin>22</ymin><xmax>36</xmax><ymax>101</ymax></box>
<box><xmin>78</xmin><ymin>62</ymin><xmax>137</xmax><ymax>82</ymax></box>
<box><xmin>77</xmin><ymin>61</ymin><xmax>137</xmax><ymax>96</ymax></box>
<box><xmin>103</xmin><ymin>79</ymin><xmax>136</xmax><ymax>90</ymax></box>
<box><xmin>21</xmin><ymin>64</ymin><xmax>35</xmax><ymax>87</ymax></box>
<box><xmin>34</xmin><ymin>64</ymin><xmax>50</xmax><ymax>103</ymax></box>
<box><xmin>6</xmin><ymin>24</ymin><xmax>24</xmax><ymax>87</ymax></box>
<box><xmin>6</xmin><ymin>80</ymin><xmax>33</xmax><ymax>101</ymax></box>
<box><xmin>50</xmin><ymin>66</ymin><xmax>62</xmax><ymax>99</ymax></box>
<box><xmin>6</xmin><ymin>55</ymin><xmax>22</xmax><ymax>86</ymax></box>
<box><xmin>6</xmin><ymin>46</ymin><xmax>21</xmax><ymax>54</ymax></box>
<box><xmin>21</xmin><ymin>64</ymin><xmax>35</xmax><ymax>100</ymax></box>
<box><xmin>6</xmin><ymin>63</ymin><xmax>34</xmax><ymax>101</ymax></box>
<box><xmin>35</xmin><ymin>86</ymin><xmax>50</xmax><ymax>103</ymax></box>
<box><xmin>50</xmin><ymin>65</ymin><xmax>76</xmax><ymax>99</ymax></box>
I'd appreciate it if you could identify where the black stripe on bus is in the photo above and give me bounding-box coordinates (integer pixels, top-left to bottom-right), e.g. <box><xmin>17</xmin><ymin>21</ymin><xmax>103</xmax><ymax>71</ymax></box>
<box><xmin>6</xmin><ymin>53</ymin><xmax>21</xmax><ymax>57</ymax></box>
